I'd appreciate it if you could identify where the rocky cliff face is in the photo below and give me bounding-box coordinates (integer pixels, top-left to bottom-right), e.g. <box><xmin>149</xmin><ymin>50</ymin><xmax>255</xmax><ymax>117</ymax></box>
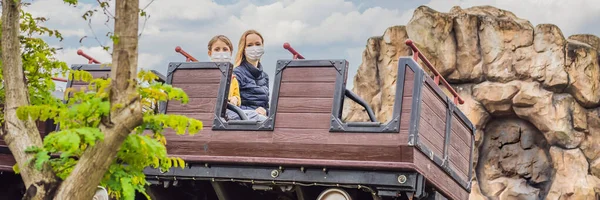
<box><xmin>342</xmin><ymin>5</ymin><xmax>600</xmax><ymax>200</ymax></box>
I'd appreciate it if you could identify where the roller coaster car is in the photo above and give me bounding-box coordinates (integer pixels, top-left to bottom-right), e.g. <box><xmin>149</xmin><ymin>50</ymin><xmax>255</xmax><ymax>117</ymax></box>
<box><xmin>143</xmin><ymin>42</ymin><xmax>474</xmax><ymax>200</ymax></box>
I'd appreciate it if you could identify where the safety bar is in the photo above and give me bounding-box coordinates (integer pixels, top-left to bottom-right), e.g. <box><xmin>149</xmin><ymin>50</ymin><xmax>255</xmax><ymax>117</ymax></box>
<box><xmin>227</xmin><ymin>103</ymin><xmax>249</xmax><ymax>120</ymax></box>
<box><xmin>344</xmin><ymin>89</ymin><xmax>377</xmax><ymax>122</ymax></box>
<box><xmin>404</xmin><ymin>39</ymin><xmax>464</xmax><ymax>105</ymax></box>
<box><xmin>174</xmin><ymin>46</ymin><xmax>199</xmax><ymax>62</ymax></box>
<box><xmin>77</xmin><ymin>50</ymin><xmax>101</xmax><ymax>64</ymax></box>
<box><xmin>283</xmin><ymin>43</ymin><xmax>305</xmax><ymax>59</ymax></box>
<box><xmin>282</xmin><ymin>42</ymin><xmax>378</xmax><ymax>122</ymax></box>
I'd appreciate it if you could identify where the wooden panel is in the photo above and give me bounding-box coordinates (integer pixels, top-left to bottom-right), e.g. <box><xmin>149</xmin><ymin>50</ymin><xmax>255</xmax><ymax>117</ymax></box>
<box><xmin>413</xmin><ymin>149</ymin><xmax>469</xmax><ymax>200</ymax></box>
<box><xmin>172</xmin><ymin>69</ymin><xmax>223</xmax><ymax>84</ymax></box>
<box><xmin>165</xmin><ymin>138</ymin><xmax>410</xmax><ymax>163</ymax></box>
<box><xmin>277</xmin><ymin>97</ymin><xmax>333</xmax><ymax>113</ymax></box>
<box><xmin>449</xmin><ymin>146</ymin><xmax>469</xmax><ymax>180</ymax></box>
<box><xmin>275</xmin><ymin>113</ymin><xmax>330</xmax><ymax>129</ymax></box>
<box><xmin>402</xmin><ymin>66</ymin><xmax>415</xmax><ymax>98</ymax></box>
<box><xmin>172</xmin><ymin>84</ymin><xmax>220</xmax><ymax>98</ymax></box>
<box><xmin>450</xmin><ymin>129</ymin><xmax>470</xmax><ymax>160</ymax></box>
<box><xmin>451</xmin><ymin>115</ymin><xmax>471</xmax><ymax>148</ymax></box>
<box><xmin>167</xmin><ymin>98</ymin><xmax>217</xmax><ymax>113</ymax></box>
<box><xmin>281</xmin><ymin>67</ymin><xmax>337</xmax><ymax>83</ymax></box>
<box><xmin>161</xmin><ymin>113</ymin><xmax>214</xmax><ymax>128</ymax></box>
<box><xmin>399</xmin><ymin>66</ymin><xmax>415</xmax><ymax>133</ymax></box>
<box><xmin>279</xmin><ymin>82</ymin><xmax>335</xmax><ymax>98</ymax></box>
<box><xmin>0</xmin><ymin>153</ymin><xmax>16</xmax><ymax>171</ymax></box>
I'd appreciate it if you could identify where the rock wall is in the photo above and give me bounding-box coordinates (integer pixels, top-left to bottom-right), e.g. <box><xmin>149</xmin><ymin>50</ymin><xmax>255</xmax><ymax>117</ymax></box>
<box><xmin>342</xmin><ymin>5</ymin><xmax>600</xmax><ymax>200</ymax></box>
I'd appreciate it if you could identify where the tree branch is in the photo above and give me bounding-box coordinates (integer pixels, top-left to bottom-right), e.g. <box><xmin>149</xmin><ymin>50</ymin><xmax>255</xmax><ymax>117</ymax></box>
<box><xmin>53</xmin><ymin>0</ymin><xmax>142</xmax><ymax>199</ymax></box>
<box><xmin>1</xmin><ymin>0</ymin><xmax>59</xmax><ymax>199</ymax></box>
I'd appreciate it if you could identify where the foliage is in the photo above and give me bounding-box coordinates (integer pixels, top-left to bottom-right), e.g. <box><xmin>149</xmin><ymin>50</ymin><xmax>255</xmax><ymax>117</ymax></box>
<box><xmin>3</xmin><ymin>1</ymin><xmax>203</xmax><ymax>199</ymax></box>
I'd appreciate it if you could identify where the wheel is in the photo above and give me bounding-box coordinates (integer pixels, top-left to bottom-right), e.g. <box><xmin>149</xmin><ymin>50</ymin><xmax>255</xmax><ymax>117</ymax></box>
<box><xmin>317</xmin><ymin>188</ymin><xmax>352</xmax><ymax>200</ymax></box>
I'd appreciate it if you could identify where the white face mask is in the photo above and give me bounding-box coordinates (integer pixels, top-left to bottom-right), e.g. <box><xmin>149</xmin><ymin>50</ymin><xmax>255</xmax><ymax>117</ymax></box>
<box><xmin>210</xmin><ymin>51</ymin><xmax>231</xmax><ymax>62</ymax></box>
<box><xmin>245</xmin><ymin>46</ymin><xmax>264</xmax><ymax>61</ymax></box>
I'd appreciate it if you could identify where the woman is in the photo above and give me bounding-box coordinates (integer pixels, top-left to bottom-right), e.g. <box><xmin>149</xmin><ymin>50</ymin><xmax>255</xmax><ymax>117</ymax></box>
<box><xmin>233</xmin><ymin>30</ymin><xmax>269</xmax><ymax>121</ymax></box>
<box><xmin>207</xmin><ymin>35</ymin><xmax>242</xmax><ymax>120</ymax></box>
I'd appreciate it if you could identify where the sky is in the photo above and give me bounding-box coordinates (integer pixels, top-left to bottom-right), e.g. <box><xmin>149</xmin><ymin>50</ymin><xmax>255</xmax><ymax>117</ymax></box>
<box><xmin>20</xmin><ymin>0</ymin><xmax>600</xmax><ymax>93</ymax></box>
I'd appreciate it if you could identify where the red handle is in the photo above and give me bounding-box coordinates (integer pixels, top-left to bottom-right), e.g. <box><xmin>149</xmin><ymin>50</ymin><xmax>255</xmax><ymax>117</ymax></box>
<box><xmin>405</xmin><ymin>39</ymin><xmax>464</xmax><ymax>105</ymax></box>
<box><xmin>52</xmin><ymin>77</ymin><xmax>67</xmax><ymax>82</ymax></box>
<box><xmin>76</xmin><ymin>49</ymin><xmax>101</xmax><ymax>64</ymax></box>
<box><xmin>283</xmin><ymin>43</ymin><xmax>304</xmax><ymax>59</ymax></box>
<box><xmin>175</xmin><ymin>46</ymin><xmax>198</xmax><ymax>62</ymax></box>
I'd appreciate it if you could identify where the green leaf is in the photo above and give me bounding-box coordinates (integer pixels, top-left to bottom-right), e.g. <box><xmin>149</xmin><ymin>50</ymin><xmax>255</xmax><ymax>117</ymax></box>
<box><xmin>34</xmin><ymin>151</ymin><xmax>50</xmax><ymax>170</ymax></box>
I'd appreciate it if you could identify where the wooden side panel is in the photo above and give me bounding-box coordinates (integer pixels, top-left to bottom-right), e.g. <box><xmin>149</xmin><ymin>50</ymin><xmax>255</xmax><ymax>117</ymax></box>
<box><xmin>166</xmin><ymin>68</ymin><xmax>221</xmax><ymax>128</ymax></box>
<box><xmin>413</xmin><ymin>149</ymin><xmax>469</xmax><ymax>200</ymax></box>
<box><xmin>0</xmin><ymin>154</ymin><xmax>16</xmax><ymax>171</ymax></box>
<box><xmin>418</xmin><ymin>84</ymin><xmax>446</xmax><ymax>157</ymax></box>
<box><xmin>399</xmin><ymin>65</ymin><xmax>415</xmax><ymax>136</ymax></box>
<box><xmin>276</xmin><ymin>67</ymin><xmax>335</xmax><ymax>129</ymax></box>
<box><xmin>162</xmin><ymin>65</ymin><xmax>414</xmax><ymax>167</ymax></box>
<box><xmin>449</xmin><ymin>115</ymin><xmax>471</xmax><ymax>181</ymax></box>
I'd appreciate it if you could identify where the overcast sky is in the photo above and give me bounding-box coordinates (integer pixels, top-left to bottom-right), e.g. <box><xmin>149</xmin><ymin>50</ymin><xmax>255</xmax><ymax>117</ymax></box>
<box><xmin>22</xmin><ymin>0</ymin><xmax>600</xmax><ymax>91</ymax></box>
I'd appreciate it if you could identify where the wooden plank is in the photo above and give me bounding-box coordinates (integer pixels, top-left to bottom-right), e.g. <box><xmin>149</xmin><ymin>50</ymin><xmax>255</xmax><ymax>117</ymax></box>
<box><xmin>171</xmin><ymin>83</ymin><xmax>220</xmax><ymax>98</ymax></box>
<box><xmin>452</xmin><ymin>116</ymin><xmax>471</xmax><ymax>148</ymax></box>
<box><xmin>272</xmin><ymin>129</ymin><xmax>406</xmax><ymax>146</ymax></box>
<box><xmin>421</xmin><ymin>84</ymin><xmax>447</xmax><ymax>121</ymax></box>
<box><xmin>167</xmin><ymin>98</ymin><xmax>217</xmax><ymax>113</ymax></box>
<box><xmin>279</xmin><ymin>82</ymin><xmax>335</xmax><ymax>98</ymax></box>
<box><xmin>448</xmin><ymin>144</ymin><xmax>469</xmax><ymax>176</ymax></box>
<box><xmin>275</xmin><ymin>113</ymin><xmax>330</xmax><ymax>129</ymax></box>
<box><xmin>281</xmin><ymin>67</ymin><xmax>338</xmax><ymax>83</ymax></box>
<box><xmin>277</xmin><ymin>97</ymin><xmax>333</xmax><ymax>113</ymax></box>
<box><xmin>172</xmin><ymin>69</ymin><xmax>223</xmax><ymax>84</ymax></box>
<box><xmin>168</xmin><ymin>140</ymin><xmax>409</xmax><ymax>163</ymax></box>
<box><xmin>418</xmin><ymin>121</ymin><xmax>444</xmax><ymax>156</ymax></box>
<box><xmin>403</xmin><ymin>66</ymin><xmax>415</xmax><ymax>97</ymax></box>
<box><xmin>450</xmin><ymin>130</ymin><xmax>470</xmax><ymax>160</ymax></box>
<box><xmin>0</xmin><ymin>154</ymin><xmax>16</xmax><ymax>172</ymax></box>
<box><xmin>413</xmin><ymin>149</ymin><xmax>469</xmax><ymax>200</ymax></box>
<box><xmin>161</xmin><ymin>112</ymin><xmax>215</xmax><ymax>127</ymax></box>
<box><xmin>420</xmin><ymin>101</ymin><xmax>446</xmax><ymax>138</ymax></box>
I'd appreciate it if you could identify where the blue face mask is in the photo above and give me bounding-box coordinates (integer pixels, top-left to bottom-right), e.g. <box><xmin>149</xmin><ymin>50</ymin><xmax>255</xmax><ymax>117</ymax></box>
<box><xmin>210</xmin><ymin>51</ymin><xmax>231</xmax><ymax>62</ymax></box>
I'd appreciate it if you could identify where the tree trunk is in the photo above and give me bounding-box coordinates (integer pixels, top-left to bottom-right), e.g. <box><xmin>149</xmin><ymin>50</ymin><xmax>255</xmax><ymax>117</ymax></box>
<box><xmin>1</xmin><ymin>0</ymin><xmax>60</xmax><ymax>199</ymax></box>
<box><xmin>52</xmin><ymin>0</ymin><xmax>143</xmax><ymax>199</ymax></box>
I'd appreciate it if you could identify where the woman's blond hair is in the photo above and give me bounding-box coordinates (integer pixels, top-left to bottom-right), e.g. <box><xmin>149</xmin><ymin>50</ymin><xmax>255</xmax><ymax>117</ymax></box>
<box><xmin>234</xmin><ymin>30</ymin><xmax>264</xmax><ymax>67</ymax></box>
<box><xmin>208</xmin><ymin>35</ymin><xmax>234</xmax><ymax>53</ymax></box>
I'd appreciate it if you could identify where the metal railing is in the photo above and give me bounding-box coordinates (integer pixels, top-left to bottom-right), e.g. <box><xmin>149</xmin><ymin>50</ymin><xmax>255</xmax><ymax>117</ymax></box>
<box><xmin>404</xmin><ymin>39</ymin><xmax>464</xmax><ymax>105</ymax></box>
<box><xmin>175</xmin><ymin>46</ymin><xmax>199</xmax><ymax>62</ymax></box>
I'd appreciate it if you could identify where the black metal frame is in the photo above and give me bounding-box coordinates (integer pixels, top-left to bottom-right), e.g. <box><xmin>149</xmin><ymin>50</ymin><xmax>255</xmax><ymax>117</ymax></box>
<box><xmin>329</xmin><ymin>60</ymin><xmax>404</xmax><ymax>133</ymax></box>
<box><xmin>401</xmin><ymin>57</ymin><xmax>475</xmax><ymax>192</ymax></box>
<box><xmin>144</xmin><ymin>163</ymin><xmax>427</xmax><ymax>197</ymax></box>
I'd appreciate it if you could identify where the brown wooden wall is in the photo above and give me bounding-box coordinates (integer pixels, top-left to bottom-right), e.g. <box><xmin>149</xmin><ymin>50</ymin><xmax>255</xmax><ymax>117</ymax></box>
<box><xmin>409</xmin><ymin>60</ymin><xmax>474</xmax><ymax>200</ymax></box>
<box><xmin>162</xmin><ymin>64</ymin><xmax>413</xmax><ymax>165</ymax></box>
<box><xmin>167</xmin><ymin>68</ymin><xmax>221</xmax><ymax>128</ymax></box>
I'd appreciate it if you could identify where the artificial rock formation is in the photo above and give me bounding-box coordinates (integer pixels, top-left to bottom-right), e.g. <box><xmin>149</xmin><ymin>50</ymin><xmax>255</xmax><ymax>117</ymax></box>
<box><xmin>343</xmin><ymin>5</ymin><xmax>600</xmax><ymax>200</ymax></box>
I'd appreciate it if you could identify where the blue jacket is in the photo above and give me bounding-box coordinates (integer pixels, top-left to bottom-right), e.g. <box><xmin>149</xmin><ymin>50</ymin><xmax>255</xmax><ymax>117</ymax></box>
<box><xmin>233</xmin><ymin>60</ymin><xmax>270</xmax><ymax>114</ymax></box>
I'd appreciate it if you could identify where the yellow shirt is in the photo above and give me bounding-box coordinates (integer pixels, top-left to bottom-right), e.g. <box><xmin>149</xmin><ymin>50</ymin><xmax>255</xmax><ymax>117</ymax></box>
<box><xmin>229</xmin><ymin>75</ymin><xmax>241</xmax><ymax>106</ymax></box>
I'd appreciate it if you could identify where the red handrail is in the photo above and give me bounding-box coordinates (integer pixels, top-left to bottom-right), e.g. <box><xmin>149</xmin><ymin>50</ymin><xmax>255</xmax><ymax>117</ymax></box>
<box><xmin>175</xmin><ymin>46</ymin><xmax>198</xmax><ymax>62</ymax></box>
<box><xmin>283</xmin><ymin>43</ymin><xmax>304</xmax><ymax>59</ymax></box>
<box><xmin>405</xmin><ymin>40</ymin><xmax>464</xmax><ymax>105</ymax></box>
<box><xmin>52</xmin><ymin>77</ymin><xmax>67</xmax><ymax>82</ymax></box>
<box><xmin>76</xmin><ymin>50</ymin><xmax>101</xmax><ymax>64</ymax></box>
